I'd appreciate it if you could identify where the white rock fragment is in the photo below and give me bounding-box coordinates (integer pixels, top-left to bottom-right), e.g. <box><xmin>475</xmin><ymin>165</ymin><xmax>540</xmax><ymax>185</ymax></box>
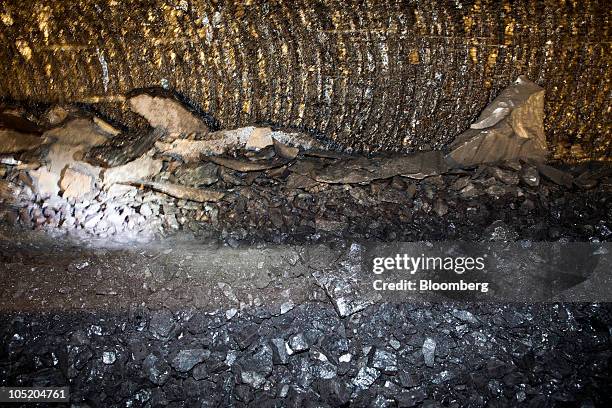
<box><xmin>93</xmin><ymin>116</ymin><xmax>121</xmax><ymax>136</ymax></box>
<box><xmin>128</xmin><ymin>94</ymin><xmax>209</xmax><ymax>137</ymax></box>
<box><xmin>288</xmin><ymin>333</ymin><xmax>309</xmax><ymax>353</ymax></box>
<box><xmin>270</xmin><ymin>130</ymin><xmax>324</xmax><ymax>150</ymax></box>
<box><xmin>102</xmin><ymin>351</ymin><xmax>116</xmax><ymax>364</ymax></box>
<box><xmin>280</xmin><ymin>301</ymin><xmax>295</xmax><ymax>315</ymax></box>
<box><xmin>217</xmin><ymin>282</ymin><xmax>239</xmax><ymax>303</ymax></box>
<box><xmin>339</xmin><ymin>353</ymin><xmax>352</xmax><ymax>363</ymax></box>
<box><xmin>139</xmin><ymin>203</ymin><xmax>153</xmax><ymax>217</ymax></box>
<box><xmin>312</xmin><ymin>350</ymin><xmax>329</xmax><ymax>362</ymax></box>
<box><xmin>422</xmin><ymin>337</ymin><xmax>436</xmax><ymax>367</ymax></box>
<box><xmin>59</xmin><ymin>167</ymin><xmax>95</xmax><ymax>199</ymax></box>
<box><xmin>451</xmin><ymin>309</ymin><xmax>479</xmax><ymax>324</ymax></box>
<box><xmin>313</xmin><ymin>272</ymin><xmax>381</xmax><ymax>318</ymax></box>
<box><xmin>225</xmin><ymin>308</ymin><xmax>238</xmax><ymax>320</ymax></box>
<box><xmin>241</xmin><ymin>371</ymin><xmax>266</xmax><ymax>389</ymax></box>
<box><xmin>30</xmin><ymin>167</ymin><xmax>61</xmax><ymax>197</ymax></box>
<box><xmin>102</xmin><ymin>153</ymin><xmax>163</xmax><ymax>186</ymax></box>
<box><xmin>353</xmin><ymin>366</ymin><xmax>380</xmax><ymax>390</ymax></box>
<box><xmin>106</xmin><ymin>184</ymin><xmax>138</xmax><ymax>198</ymax></box>
<box><xmin>0</xmin><ymin>157</ymin><xmax>21</xmax><ymax>165</ymax></box>
<box><xmin>245</xmin><ymin>127</ymin><xmax>273</xmax><ymax>150</ymax></box>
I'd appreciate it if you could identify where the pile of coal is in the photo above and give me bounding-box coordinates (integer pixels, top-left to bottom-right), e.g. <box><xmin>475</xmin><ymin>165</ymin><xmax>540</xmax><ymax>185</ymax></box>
<box><xmin>1</xmin><ymin>303</ymin><xmax>610</xmax><ymax>406</ymax></box>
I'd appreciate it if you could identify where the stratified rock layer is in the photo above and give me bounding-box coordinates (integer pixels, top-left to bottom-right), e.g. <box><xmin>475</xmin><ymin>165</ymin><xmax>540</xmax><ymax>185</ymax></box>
<box><xmin>0</xmin><ymin>0</ymin><xmax>609</xmax><ymax>161</ymax></box>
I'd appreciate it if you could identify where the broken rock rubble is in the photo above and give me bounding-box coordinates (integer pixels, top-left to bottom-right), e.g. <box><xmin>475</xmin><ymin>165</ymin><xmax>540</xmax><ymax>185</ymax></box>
<box><xmin>154</xmin><ymin>126</ymin><xmax>323</xmax><ymax>161</ymax></box>
<box><xmin>447</xmin><ymin>75</ymin><xmax>548</xmax><ymax>166</ymax></box>
<box><xmin>29</xmin><ymin>118</ymin><xmax>110</xmax><ymax>197</ymax></box>
<box><xmin>0</xmin><ymin>132</ymin><xmax>606</xmax><ymax>242</ymax></box>
<box><xmin>0</xmin><ymin>84</ymin><xmax>607</xmax><ymax>241</ymax></box>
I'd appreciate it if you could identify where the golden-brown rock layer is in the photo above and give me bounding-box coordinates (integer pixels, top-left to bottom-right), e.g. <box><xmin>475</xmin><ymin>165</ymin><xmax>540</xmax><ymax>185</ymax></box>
<box><xmin>0</xmin><ymin>0</ymin><xmax>609</xmax><ymax>161</ymax></box>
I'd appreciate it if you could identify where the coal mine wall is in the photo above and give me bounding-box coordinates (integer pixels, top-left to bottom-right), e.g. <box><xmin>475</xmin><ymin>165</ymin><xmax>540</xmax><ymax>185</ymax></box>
<box><xmin>0</xmin><ymin>0</ymin><xmax>610</xmax><ymax>161</ymax></box>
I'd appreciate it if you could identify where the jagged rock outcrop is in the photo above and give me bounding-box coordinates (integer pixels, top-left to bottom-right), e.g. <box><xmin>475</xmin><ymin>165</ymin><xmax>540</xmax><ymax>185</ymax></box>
<box><xmin>447</xmin><ymin>76</ymin><xmax>548</xmax><ymax>166</ymax></box>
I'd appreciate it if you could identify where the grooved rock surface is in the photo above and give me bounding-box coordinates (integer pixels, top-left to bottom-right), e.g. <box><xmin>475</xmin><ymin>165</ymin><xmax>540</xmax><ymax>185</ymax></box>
<box><xmin>0</xmin><ymin>0</ymin><xmax>610</xmax><ymax>161</ymax></box>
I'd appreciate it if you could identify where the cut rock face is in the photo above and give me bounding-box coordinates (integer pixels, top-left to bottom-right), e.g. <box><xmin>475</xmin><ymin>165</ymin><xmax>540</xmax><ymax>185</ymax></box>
<box><xmin>128</xmin><ymin>94</ymin><xmax>209</xmax><ymax>137</ymax></box>
<box><xmin>447</xmin><ymin>75</ymin><xmax>548</xmax><ymax>167</ymax></box>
